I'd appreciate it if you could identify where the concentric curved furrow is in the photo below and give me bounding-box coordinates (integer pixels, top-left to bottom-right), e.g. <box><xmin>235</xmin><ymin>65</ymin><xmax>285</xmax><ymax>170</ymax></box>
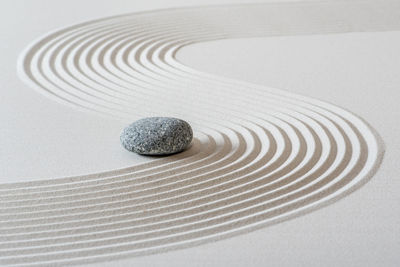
<box><xmin>5</xmin><ymin>1</ymin><xmax>394</xmax><ymax>265</ymax></box>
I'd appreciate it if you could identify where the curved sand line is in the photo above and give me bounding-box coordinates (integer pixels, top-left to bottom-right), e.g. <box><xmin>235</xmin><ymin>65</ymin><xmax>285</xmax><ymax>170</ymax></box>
<box><xmin>3</xmin><ymin>0</ymin><xmax>396</xmax><ymax>265</ymax></box>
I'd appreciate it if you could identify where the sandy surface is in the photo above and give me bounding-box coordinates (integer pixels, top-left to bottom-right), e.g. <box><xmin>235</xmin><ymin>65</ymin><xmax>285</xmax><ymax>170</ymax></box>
<box><xmin>0</xmin><ymin>0</ymin><xmax>399</xmax><ymax>266</ymax></box>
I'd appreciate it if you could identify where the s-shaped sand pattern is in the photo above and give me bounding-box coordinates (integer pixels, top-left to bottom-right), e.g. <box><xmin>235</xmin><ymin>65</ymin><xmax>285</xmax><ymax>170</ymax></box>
<box><xmin>3</xmin><ymin>1</ymin><xmax>397</xmax><ymax>265</ymax></box>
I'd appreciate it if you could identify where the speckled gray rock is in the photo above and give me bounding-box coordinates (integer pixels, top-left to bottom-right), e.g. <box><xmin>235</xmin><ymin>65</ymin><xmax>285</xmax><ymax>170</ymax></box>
<box><xmin>120</xmin><ymin>117</ymin><xmax>193</xmax><ymax>155</ymax></box>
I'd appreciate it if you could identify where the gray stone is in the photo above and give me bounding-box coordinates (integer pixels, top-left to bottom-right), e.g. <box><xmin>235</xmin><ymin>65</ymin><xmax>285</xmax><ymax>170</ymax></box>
<box><xmin>120</xmin><ymin>117</ymin><xmax>193</xmax><ymax>155</ymax></box>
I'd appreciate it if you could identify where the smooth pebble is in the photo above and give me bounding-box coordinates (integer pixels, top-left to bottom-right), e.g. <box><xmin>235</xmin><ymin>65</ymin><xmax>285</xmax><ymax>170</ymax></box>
<box><xmin>120</xmin><ymin>117</ymin><xmax>193</xmax><ymax>155</ymax></box>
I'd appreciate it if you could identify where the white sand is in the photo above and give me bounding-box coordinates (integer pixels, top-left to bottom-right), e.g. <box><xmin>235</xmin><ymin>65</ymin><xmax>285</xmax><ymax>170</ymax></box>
<box><xmin>0</xmin><ymin>0</ymin><xmax>399</xmax><ymax>266</ymax></box>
